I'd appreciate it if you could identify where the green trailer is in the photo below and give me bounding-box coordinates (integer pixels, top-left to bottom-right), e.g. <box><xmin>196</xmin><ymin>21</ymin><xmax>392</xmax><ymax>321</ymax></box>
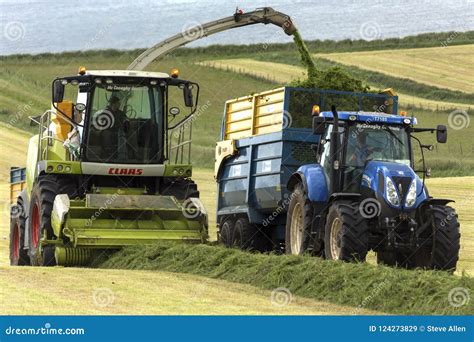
<box><xmin>9</xmin><ymin>68</ymin><xmax>208</xmax><ymax>267</ymax></box>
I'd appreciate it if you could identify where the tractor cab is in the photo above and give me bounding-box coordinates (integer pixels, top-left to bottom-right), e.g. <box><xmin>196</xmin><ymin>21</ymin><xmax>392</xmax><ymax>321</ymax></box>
<box><xmin>36</xmin><ymin>67</ymin><xmax>198</xmax><ymax>169</ymax></box>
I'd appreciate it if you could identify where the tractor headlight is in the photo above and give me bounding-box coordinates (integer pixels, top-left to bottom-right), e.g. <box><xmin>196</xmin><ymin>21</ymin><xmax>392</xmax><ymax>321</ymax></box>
<box><xmin>405</xmin><ymin>179</ymin><xmax>417</xmax><ymax>207</ymax></box>
<box><xmin>385</xmin><ymin>177</ymin><xmax>400</xmax><ymax>206</ymax></box>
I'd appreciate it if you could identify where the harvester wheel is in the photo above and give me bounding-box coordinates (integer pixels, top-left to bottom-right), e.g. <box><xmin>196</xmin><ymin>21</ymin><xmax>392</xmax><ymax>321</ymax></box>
<box><xmin>285</xmin><ymin>183</ymin><xmax>315</xmax><ymax>255</ymax></box>
<box><xmin>9</xmin><ymin>204</ymin><xmax>30</xmax><ymax>266</ymax></box>
<box><xmin>324</xmin><ymin>201</ymin><xmax>368</xmax><ymax>262</ymax></box>
<box><xmin>28</xmin><ymin>175</ymin><xmax>76</xmax><ymax>266</ymax></box>
<box><xmin>233</xmin><ymin>217</ymin><xmax>264</xmax><ymax>251</ymax></box>
<box><xmin>413</xmin><ymin>205</ymin><xmax>460</xmax><ymax>271</ymax></box>
<box><xmin>219</xmin><ymin>218</ymin><xmax>234</xmax><ymax>248</ymax></box>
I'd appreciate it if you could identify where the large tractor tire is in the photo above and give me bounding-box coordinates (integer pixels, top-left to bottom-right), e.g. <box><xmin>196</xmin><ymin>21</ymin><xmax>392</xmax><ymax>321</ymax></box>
<box><xmin>324</xmin><ymin>201</ymin><xmax>368</xmax><ymax>262</ymax></box>
<box><xmin>412</xmin><ymin>205</ymin><xmax>460</xmax><ymax>271</ymax></box>
<box><xmin>9</xmin><ymin>204</ymin><xmax>30</xmax><ymax>266</ymax></box>
<box><xmin>28</xmin><ymin>175</ymin><xmax>76</xmax><ymax>266</ymax></box>
<box><xmin>232</xmin><ymin>216</ymin><xmax>267</xmax><ymax>251</ymax></box>
<box><xmin>285</xmin><ymin>183</ymin><xmax>317</xmax><ymax>255</ymax></box>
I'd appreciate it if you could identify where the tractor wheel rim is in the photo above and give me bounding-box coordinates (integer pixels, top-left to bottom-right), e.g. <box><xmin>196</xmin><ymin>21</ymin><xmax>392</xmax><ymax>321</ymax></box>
<box><xmin>32</xmin><ymin>203</ymin><xmax>40</xmax><ymax>248</ymax></box>
<box><xmin>330</xmin><ymin>217</ymin><xmax>342</xmax><ymax>259</ymax></box>
<box><xmin>12</xmin><ymin>222</ymin><xmax>20</xmax><ymax>260</ymax></box>
<box><xmin>290</xmin><ymin>202</ymin><xmax>304</xmax><ymax>254</ymax></box>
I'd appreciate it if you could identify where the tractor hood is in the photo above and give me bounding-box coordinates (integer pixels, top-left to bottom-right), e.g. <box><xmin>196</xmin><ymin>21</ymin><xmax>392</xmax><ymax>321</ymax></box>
<box><xmin>361</xmin><ymin>161</ymin><xmax>428</xmax><ymax>211</ymax></box>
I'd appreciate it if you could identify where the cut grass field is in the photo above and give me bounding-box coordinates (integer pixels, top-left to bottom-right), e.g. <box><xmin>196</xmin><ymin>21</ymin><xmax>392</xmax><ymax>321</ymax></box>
<box><xmin>199</xmin><ymin>58</ymin><xmax>472</xmax><ymax>111</ymax></box>
<box><xmin>0</xmin><ymin>124</ymin><xmax>473</xmax><ymax>315</ymax></box>
<box><xmin>317</xmin><ymin>44</ymin><xmax>474</xmax><ymax>94</ymax></box>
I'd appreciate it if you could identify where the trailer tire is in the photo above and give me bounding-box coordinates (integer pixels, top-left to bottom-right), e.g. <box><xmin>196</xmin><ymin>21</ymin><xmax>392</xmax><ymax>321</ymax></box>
<box><xmin>285</xmin><ymin>183</ymin><xmax>314</xmax><ymax>255</ymax></box>
<box><xmin>413</xmin><ymin>205</ymin><xmax>460</xmax><ymax>271</ymax></box>
<box><xmin>324</xmin><ymin>201</ymin><xmax>368</xmax><ymax>262</ymax></box>
<box><xmin>219</xmin><ymin>218</ymin><xmax>234</xmax><ymax>248</ymax></box>
<box><xmin>9</xmin><ymin>205</ymin><xmax>30</xmax><ymax>266</ymax></box>
<box><xmin>28</xmin><ymin>175</ymin><xmax>76</xmax><ymax>266</ymax></box>
<box><xmin>233</xmin><ymin>217</ymin><xmax>264</xmax><ymax>251</ymax></box>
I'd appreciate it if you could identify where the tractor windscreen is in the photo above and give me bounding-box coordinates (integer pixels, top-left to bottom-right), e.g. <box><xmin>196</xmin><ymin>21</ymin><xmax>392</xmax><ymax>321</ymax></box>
<box><xmin>346</xmin><ymin>124</ymin><xmax>410</xmax><ymax>168</ymax></box>
<box><xmin>86</xmin><ymin>83</ymin><xmax>164</xmax><ymax>164</ymax></box>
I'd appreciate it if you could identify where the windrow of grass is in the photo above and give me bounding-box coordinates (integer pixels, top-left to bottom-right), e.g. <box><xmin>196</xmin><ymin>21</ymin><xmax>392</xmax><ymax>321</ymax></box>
<box><xmin>99</xmin><ymin>243</ymin><xmax>474</xmax><ymax>315</ymax></box>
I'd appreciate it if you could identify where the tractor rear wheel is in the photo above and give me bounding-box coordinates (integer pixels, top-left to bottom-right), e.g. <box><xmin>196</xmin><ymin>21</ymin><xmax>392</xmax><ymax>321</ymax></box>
<box><xmin>285</xmin><ymin>183</ymin><xmax>316</xmax><ymax>255</ymax></box>
<box><xmin>412</xmin><ymin>205</ymin><xmax>460</xmax><ymax>271</ymax></box>
<box><xmin>9</xmin><ymin>204</ymin><xmax>29</xmax><ymax>266</ymax></box>
<box><xmin>28</xmin><ymin>175</ymin><xmax>76</xmax><ymax>266</ymax></box>
<box><xmin>324</xmin><ymin>201</ymin><xmax>368</xmax><ymax>262</ymax></box>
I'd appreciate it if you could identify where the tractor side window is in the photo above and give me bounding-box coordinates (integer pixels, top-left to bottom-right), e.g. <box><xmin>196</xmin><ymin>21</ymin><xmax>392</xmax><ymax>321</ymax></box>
<box><xmin>320</xmin><ymin>124</ymin><xmax>333</xmax><ymax>188</ymax></box>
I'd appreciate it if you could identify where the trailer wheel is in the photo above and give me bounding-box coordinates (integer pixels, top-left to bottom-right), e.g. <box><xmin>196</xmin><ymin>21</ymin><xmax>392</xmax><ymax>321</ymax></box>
<box><xmin>324</xmin><ymin>201</ymin><xmax>368</xmax><ymax>262</ymax></box>
<box><xmin>9</xmin><ymin>205</ymin><xmax>30</xmax><ymax>266</ymax></box>
<box><xmin>28</xmin><ymin>175</ymin><xmax>76</xmax><ymax>266</ymax></box>
<box><xmin>233</xmin><ymin>217</ymin><xmax>264</xmax><ymax>251</ymax></box>
<box><xmin>413</xmin><ymin>205</ymin><xmax>460</xmax><ymax>271</ymax></box>
<box><xmin>285</xmin><ymin>183</ymin><xmax>315</xmax><ymax>255</ymax></box>
<box><xmin>219</xmin><ymin>218</ymin><xmax>234</xmax><ymax>248</ymax></box>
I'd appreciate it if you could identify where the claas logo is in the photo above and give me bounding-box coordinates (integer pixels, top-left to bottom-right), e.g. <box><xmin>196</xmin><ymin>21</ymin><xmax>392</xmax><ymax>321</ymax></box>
<box><xmin>108</xmin><ymin>168</ymin><xmax>144</xmax><ymax>175</ymax></box>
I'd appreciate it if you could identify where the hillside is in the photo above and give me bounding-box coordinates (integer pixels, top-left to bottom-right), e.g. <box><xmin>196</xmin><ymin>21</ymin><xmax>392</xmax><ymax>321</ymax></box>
<box><xmin>317</xmin><ymin>44</ymin><xmax>473</xmax><ymax>93</ymax></box>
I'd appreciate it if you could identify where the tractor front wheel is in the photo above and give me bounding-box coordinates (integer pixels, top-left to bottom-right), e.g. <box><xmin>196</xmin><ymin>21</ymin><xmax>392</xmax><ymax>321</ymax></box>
<box><xmin>324</xmin><ymin>201</ymin><xmax>368</xmax><ymax>262</ymax></box>
<box><xmin>28</xmin><ymin>175</ymin><xmax>76</xmax><ymax>266</ymax></box>
<box><xmin>413</xmin><ymin>205</ymin><xmax>460</xmax><ymax>271</ymax></box>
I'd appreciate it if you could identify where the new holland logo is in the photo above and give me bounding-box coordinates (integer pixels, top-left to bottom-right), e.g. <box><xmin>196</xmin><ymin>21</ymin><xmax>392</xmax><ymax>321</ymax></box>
<box><xmin>108</xmin><ymin>168</ymin><xmax>144</xmax><ymax>175</ymax></box>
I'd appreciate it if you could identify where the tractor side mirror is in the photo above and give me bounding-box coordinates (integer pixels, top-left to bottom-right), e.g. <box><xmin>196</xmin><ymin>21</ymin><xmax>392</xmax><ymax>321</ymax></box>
<box><xmin>313</xmin><ymin>116</ymin><xmax>326</xmax><ymax>135</ymax></box>
<box><xmin>53</xmin><ymin>80</ymin><xmax>65</xmax><ymax>103</ymax></box>
<box><xmin>436</xmin><ymin>124</ymin><xmax>447</xmax><ymax>143</ymax></box>
<box><xmin>183</xmin><ymin>84</ymin><xmax>194</xmax><ymax>108</ymax></box>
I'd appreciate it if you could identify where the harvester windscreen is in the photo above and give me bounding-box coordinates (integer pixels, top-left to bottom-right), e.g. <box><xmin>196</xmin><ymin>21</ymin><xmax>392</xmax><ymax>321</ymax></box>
<box><xmin>86</xmin><ymin>84</ymin><xmax>164</xmax><ymax>164</ymax></box>
<box><xmin>346</xmin><ymin>124</ymin><xmax>410</xmax><ymax>168</ymax></box>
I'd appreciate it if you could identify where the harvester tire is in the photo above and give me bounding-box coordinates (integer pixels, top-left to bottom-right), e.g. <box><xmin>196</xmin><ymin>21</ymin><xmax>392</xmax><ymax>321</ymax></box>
<box><xmin>412</xmin><ymin>205</ymin><xmax>460</xmax><ymax>271</ymax></box>
<box><xmin>9</xmin><ymin>204</ymin><xmax>30</xmax><ymax>266</ymax></box>
<box><xmin>285</xmin><ymin>183</ymin><xmax>315</xmax><ymax>255</ymax></box>
<box><xmin>324</xmin><ymin>201</ymin><xmax>368</xmax><ymax>262</ymax></box>
<box><xmin>28</xmin><ymin>175</ymin><xmax>76</xmax><ymax>266</ymax></box>
<box><xmin>233</xmin><ymin>216</ymin><xmax>264</xmax><ymax>251</ymax></box>
<box><xmin>219</xmin><ymin>218</ymin><xmax>234</xmax><ymax>248</ymax></box>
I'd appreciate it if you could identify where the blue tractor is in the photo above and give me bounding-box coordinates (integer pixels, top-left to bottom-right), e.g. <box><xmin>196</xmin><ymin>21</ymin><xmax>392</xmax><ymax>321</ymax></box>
<box><xmin>216</xmin><ymin>87</ymin><xmax>460</xmax><ymax>271</ymax></box>
<box><xmin>286</xmin><ymin>106</ymin><xmax>460</xmax><ymax>270</ymax></box>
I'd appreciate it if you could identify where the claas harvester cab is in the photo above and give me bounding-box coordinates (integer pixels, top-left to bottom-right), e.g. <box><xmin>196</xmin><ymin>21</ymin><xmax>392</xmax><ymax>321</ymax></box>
<box><xmin>216</xmin><ymin>87</ymin><xmax>460</xmax><ymax>271</ymax></box>
<box><xmin>9</xmin><ymin>67</ymin><xmax>208</xmax><ymax>267</ymax></box>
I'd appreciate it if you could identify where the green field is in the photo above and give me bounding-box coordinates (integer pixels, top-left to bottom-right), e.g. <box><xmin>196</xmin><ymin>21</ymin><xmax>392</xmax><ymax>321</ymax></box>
<box><xmin>1</xmin><ymin>33</ymin><xmax>473</xmax><ymax>315</ymax></box>
<box><xmin>0</xmin><ymin>123</ymin><xmax>473</xmax><ymax>314</ymax></box>
<box><xmin>318</xmin><ymin>45</ymin><xmax>474</xmax><ymax>93</ymax></box>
